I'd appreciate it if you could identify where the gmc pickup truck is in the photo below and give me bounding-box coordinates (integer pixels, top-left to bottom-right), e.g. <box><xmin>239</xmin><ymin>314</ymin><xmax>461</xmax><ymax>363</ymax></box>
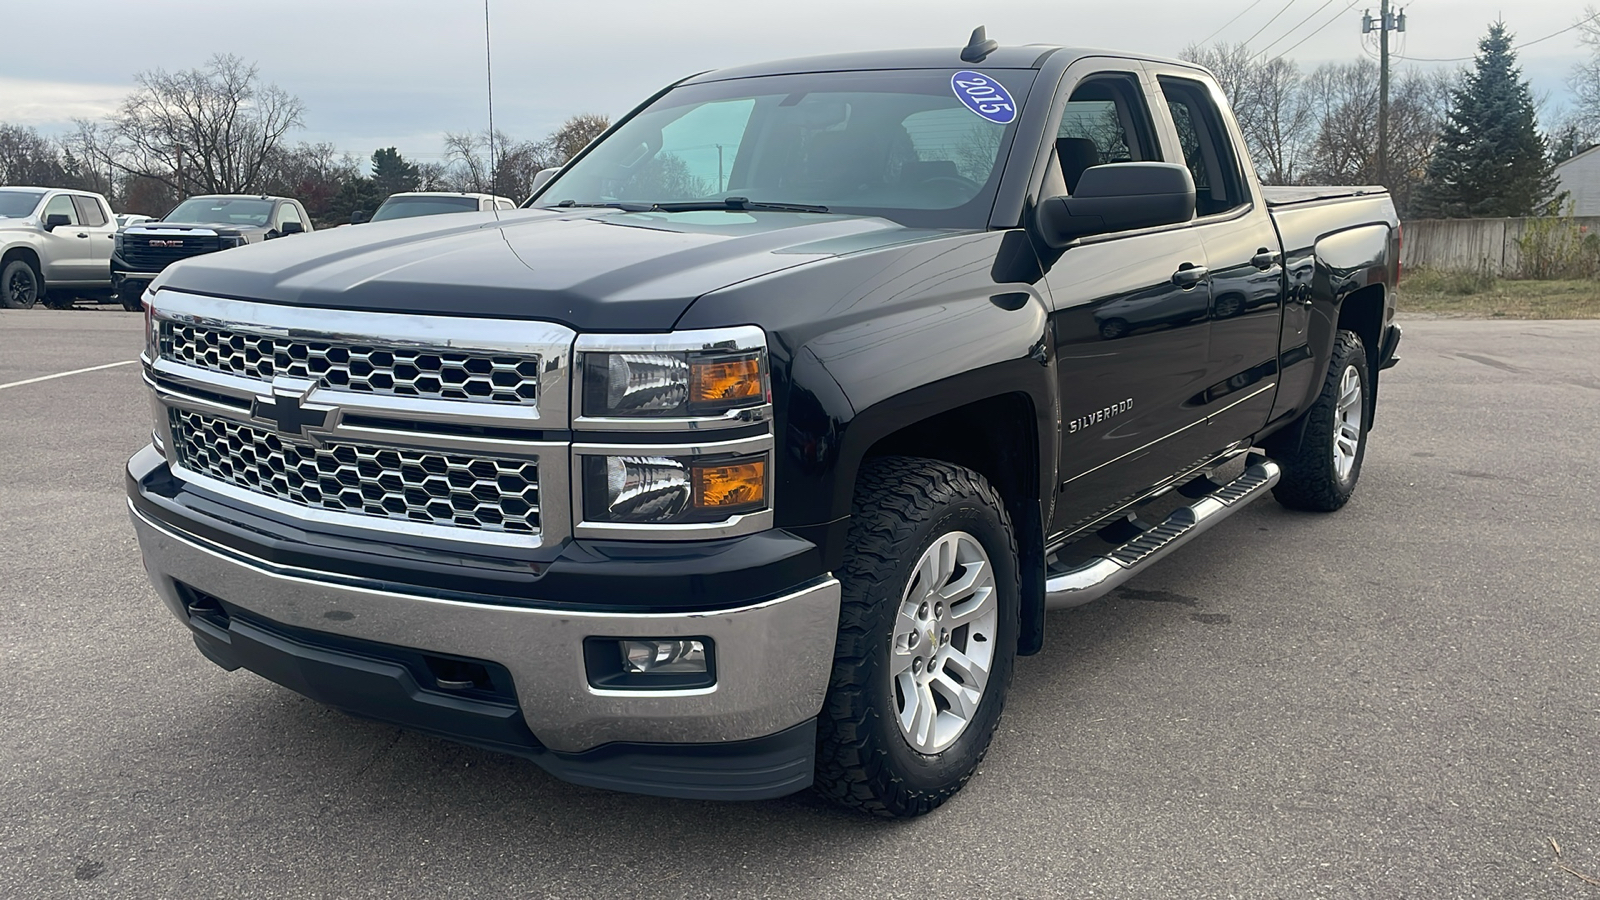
<box><xmin>126</xmin><ymin>32</ymin><xmax>1401</xmax><ymax>818</ymax></box>
<box><xmin>113</xmin><ymin>194</ymin><xmax>312</xmax><ymax>310</ymax></box>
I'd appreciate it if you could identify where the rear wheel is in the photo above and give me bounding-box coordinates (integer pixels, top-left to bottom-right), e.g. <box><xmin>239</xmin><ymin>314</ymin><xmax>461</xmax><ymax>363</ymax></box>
<box><xmin>1271</xmin><ymin>329</ymin><xmax>1370</xmax><ymax>511</ymax></box>
<box><xmin>3</xmin><ymin>260</ymin><xmax>40</xmax><ymax>309</ymax></box>
<box><xmin>815</xmin><ymin>457</ymin><xmax>1018</xmax><ymax>818</ymax></box>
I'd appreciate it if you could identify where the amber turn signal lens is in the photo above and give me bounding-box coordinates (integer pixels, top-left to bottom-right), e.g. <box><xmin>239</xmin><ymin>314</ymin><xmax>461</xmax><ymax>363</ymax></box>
<box><xmin>692</xmin><ymin>460</ymin><xmax>766</xmax><ymax>510</ymax></box>
<box><xmin>690</xmin><ymin>356</ymin><xmax>763</xmax><ymax>405</ymax></box>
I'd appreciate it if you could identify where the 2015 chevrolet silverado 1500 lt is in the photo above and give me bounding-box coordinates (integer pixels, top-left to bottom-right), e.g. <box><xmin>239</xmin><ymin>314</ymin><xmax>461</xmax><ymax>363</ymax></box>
<box><xmin>126</xmin><ymin>30</ymin><xmax>1401</xmax><ymax>818</ymax></box>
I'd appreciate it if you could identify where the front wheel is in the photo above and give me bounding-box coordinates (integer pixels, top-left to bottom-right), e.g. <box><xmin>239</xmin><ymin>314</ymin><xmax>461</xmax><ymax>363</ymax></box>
<box><xmin>3</xmin><ymin>260</ymin><xmax>40</xmax><ymax>309</ymax></box>
<box><xmin>118</xmin><ymin>285</ymin><xmax>143</xmax><ymax>312</ymax></box>
<box><xmin>815</xmin><ymin>457</ymin><xmax>1019</xmax><ymax>818</ymax></box>
<box><xmin>1271</xmin><ymin>329</ymin><xmax>1370</xmax><ymax>511</ymax></box>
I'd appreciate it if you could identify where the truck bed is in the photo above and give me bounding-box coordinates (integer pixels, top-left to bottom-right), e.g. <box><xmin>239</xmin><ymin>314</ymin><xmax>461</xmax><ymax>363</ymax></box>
<box><xmin>1262</xmin><ymin>185</ymin><xmax>1388</xmax><ymax>207</ymax></box>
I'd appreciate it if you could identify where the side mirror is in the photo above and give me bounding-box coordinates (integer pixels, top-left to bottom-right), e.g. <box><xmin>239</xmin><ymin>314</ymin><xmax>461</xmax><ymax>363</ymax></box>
<box><xmin>44</xmin><ymin>213</ymin><xmax>72</xmax><ymax>231</ymax></box>
<box><xmin>1036</xmin><ymin>163</ymin><xmax>1196</xmax><ymax>248</ymax></box>
<box><xmin>280</xmin><ymin>221</ymin><xmax>305</xmax><ymax>235</ymax></box>
<box><xmin>530</xmin><ymin>167</ymin><xmax>560</xmax><ymax>194</ymax></box>
<box><xmin>349</xmin><ymin>210</ymin><xmax>369</xmax><ymax>225</ymax></box>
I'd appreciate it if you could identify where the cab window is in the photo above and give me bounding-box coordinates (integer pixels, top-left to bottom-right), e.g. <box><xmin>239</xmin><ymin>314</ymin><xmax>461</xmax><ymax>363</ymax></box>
<box><xmin>1157</xmin><ymin>76</ymin><xmax>1247</xmax><ymax>217</ymax></box>
<box><xmin>1044</xmin><ymin>73</ymin><xmax>1161</xmax><ymax>197</ymax></box>
<box><xmin>42</xmin><ymin>194</ymin><xmax>79</xmax><ymax>226</ymax></box>
<box><xmin>71</xmin><ymin>196</ymin><xmax>108</xmax><ymax>227</ymax></box>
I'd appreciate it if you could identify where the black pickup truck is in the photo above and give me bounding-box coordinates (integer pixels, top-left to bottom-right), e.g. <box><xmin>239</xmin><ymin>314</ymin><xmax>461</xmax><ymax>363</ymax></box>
<box><xmin>126</xmin><ymin>32</ymin><xmax>1400</xmax><ymax>818</ymax></box>
<box><xmin>112</xmin><ymin>194</ymin><xmax>312</xmax><ymax>310</ymax></box>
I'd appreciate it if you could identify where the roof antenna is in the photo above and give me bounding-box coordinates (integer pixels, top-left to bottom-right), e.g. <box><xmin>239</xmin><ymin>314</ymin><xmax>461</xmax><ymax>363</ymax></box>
<box><xmin>484</xmin><ymin>0</ymin><xmax>500</xmax><ymax>220</ymax></box>
<box><xmin>961</xmin><ymin>26</ymin><xmax>998</xmax><ymax>63</ymax></box>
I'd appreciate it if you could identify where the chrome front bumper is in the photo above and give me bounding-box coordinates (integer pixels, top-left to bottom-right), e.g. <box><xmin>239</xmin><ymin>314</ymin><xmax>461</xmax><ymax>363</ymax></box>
<box><xmin>129</xmin><ymin>500</ymin><xmax>841</xmax><ymax>754</ymax></box>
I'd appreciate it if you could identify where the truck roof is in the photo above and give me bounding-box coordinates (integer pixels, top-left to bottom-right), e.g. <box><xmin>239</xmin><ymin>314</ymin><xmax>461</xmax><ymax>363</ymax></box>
<box><xmin>683</xmin><ymin>44</ymin><xmax>1204</xmax><ymax>84</ymax></box>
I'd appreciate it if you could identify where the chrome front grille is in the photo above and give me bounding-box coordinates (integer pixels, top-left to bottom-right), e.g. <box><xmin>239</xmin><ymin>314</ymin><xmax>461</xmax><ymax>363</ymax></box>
<box><xmin>169</xmin><ymin>410</ymin><xmax>541</xmax><ymax>534</ymax></box>
<box><xmin>160</xmin><ymin>322</ymin><xmax>543</xmax><ymax>404</ymax></box>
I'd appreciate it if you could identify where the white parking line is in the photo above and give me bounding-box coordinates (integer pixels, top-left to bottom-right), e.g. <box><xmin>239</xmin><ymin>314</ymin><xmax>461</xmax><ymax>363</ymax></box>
<box><xmin>0</xmin><ymin>359</ymin><xmax>139</xmax><ymax>392</ymax></box>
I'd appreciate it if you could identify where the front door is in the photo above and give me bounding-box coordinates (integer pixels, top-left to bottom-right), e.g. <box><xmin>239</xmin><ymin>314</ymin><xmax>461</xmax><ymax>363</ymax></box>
<box><xmin>38</xmin><ymin>194</ymin><xmax>90</xmax><ymax>283</ymax></box>
<box><xmin>1039</xmin><ymin>70</ymin><xmax>1216</xmax><ymax>536</ymax></box>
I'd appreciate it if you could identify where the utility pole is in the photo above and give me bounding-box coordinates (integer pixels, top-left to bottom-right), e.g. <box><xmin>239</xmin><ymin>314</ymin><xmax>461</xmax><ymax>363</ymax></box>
<box><xmin>1363</xmin><ymin>5</ymin><xmax>1406</xmax><ymax>187</ymax></box>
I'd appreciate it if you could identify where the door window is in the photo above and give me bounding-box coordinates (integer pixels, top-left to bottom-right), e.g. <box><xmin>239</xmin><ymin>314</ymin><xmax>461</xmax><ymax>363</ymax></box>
<box><xmin>42</xmin><ymin>195</ymin><xmax>80</xmax><ymax>226</ymax></box>
<box><xmin>71</xmin><ymin>196</ymin><xmax>108</xmax><ymax>227</ymax></box>
<box><xmin>1045</xmin><ymin>74</ymin><xmax>1161</xmax><ymax>197</ymax></box>
<box><xmin>1157</xmin><ymin>77</ymin><xmax>1247</xmax><ymax>217</ymax></box>
<box><xmin>277</xmin><ymin>203</ymin><xmax>303</xmax><ymax>229</ymax></box>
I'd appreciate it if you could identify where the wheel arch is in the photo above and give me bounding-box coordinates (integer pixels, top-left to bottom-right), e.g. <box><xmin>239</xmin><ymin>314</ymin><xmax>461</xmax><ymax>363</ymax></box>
<box><xmin>831</xmin><ymin>362</ymin><xmax>1055</xmax><ymax>657</ymax></box>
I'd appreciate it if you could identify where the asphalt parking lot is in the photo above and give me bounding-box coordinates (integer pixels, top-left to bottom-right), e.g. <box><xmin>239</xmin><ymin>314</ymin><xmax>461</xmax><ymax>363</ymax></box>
<box><xmin>1</xmin><ymin>307</ymin><xmax>1597</xmax><ymax>898</ymax></box>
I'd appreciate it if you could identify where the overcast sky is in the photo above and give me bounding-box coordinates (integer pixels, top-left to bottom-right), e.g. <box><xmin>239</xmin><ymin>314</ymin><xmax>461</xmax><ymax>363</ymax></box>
<box><xmin>0</xmin><ymin>0</ymin><xmax>1590</xmax><ymax>160</ymax></box>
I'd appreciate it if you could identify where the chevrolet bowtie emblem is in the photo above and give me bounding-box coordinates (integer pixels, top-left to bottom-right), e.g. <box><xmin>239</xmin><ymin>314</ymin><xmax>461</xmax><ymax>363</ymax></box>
<box><xmin>252</xmin><ymin>380</ymin><xmax>334</xmax><ymax>438</ymax></box>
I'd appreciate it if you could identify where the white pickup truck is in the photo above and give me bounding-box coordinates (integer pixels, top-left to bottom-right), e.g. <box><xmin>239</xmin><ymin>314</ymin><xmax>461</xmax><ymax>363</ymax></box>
<box><xmin>1</xmin><ymin>186</ymin><xmax>119</xmax><ymax>309</ymax></box>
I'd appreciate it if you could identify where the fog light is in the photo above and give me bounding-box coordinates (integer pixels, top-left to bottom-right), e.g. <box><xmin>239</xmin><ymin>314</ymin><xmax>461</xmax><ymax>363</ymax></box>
<box><xmin>620</xmin><ymin>639</ymin><xmax>707</xmax><ymax>674</ymax></box>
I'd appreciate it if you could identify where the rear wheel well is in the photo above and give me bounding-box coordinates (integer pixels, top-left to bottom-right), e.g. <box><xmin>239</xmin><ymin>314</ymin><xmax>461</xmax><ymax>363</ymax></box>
<box><xmin>860</xmin><ymin>392</ymin><xmax>1045</xmax><ymax>655</ymax></box>
<box><xmin>1337</xmin><ymin>284</ymin><xmax>1385</xmax><ymax>386</ymax></box>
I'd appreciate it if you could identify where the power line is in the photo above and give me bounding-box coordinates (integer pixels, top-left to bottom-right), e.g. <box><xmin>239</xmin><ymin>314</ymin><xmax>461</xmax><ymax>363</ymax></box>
<box><xmin>1268</xmin><ymin>0</ymin><xmax>1364</xmax><ymax>61</ymax></box>
<box><xmin>1241</xmin><ymin>0</ymin><xmax>1302</xmax><ymax>48</ymax></box>
<box><xmin>1253</xmin><ymin>0</ymin><xmax>1343</xmax><ymax>59</ymax></box>
<box><xmin>1200</xmin><ymin>0</ymin><xmax>1267</xmax><ymax>44</ymax></box>
<box><xmin>1398</xmin><ymin>10</ymin><xmax>1600</xmax><ymax>62</ymax></box>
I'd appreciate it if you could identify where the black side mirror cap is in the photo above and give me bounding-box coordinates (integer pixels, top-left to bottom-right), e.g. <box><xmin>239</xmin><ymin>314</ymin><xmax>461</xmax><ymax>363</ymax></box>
<box><xmin>349</xmin><ymin>210</ymin><xmax>369</xmax><ymax>225</ymax></box>
<box><xmin>1036</xmin><ymin>162</ymin><xmax>1197</xmax><ymax>249</ymax></box>
<box><xmin>44</xmin><ymin>213</ymin><xmax>72</xmax><ymax>230</ymax></box>
<box><xmin>280</xmin><ymin>221</ymin><xmax>305</xmax><ymax>235</ymax></box>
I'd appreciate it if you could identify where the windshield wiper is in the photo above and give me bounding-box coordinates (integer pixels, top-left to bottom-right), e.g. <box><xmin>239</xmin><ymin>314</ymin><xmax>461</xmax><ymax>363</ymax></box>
<box><xmin>650</xmin><ymin>197</ymin><xmax>830</xmax><ymax>214</ymax></box>
<box><xmin>553</xmin><ymin>200</ymin><xmax>654</xmax><ymax>212</ymax></box>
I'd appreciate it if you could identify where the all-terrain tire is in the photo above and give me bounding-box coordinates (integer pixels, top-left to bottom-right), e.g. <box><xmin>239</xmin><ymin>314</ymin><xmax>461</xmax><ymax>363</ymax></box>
<box><xmin>3</xmin><ymin>259</ymin><xmax>40</xmax><ymax>309</ymax></box>
<box><xmin>1271</xmin><ymin>329</ymin><xmax>1370</xmax><ymax>511</ymax></box>
<box><xmin>814</xmin><ymin>456</ymin><xmax>1019</xmax><ymax>818</ymax></box>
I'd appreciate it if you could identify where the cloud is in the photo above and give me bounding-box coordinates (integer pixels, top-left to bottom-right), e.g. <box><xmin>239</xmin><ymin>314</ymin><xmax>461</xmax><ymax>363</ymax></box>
<box><xmin>0</xmin><ymin>77</ymin><xmax>126</xmax><ymax>127</ymax></box>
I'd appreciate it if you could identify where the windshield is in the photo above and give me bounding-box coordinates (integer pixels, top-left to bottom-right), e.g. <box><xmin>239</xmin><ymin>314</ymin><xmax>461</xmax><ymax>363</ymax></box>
<box><xmin>536</xmin><ymin>69</ymin><xmax>1036</xmax><ymax>229</ymax></box>
<box><xmin>164</xmin><ymin>197</ymin><xmax>274</xmax><ymax>227</ymax></box>
<box><xmin>370</xmin><ymin>195</ymin><xmax>480</xmax><ymax>222</ymax></box>
<box><xmin>0</xmin><ymin>191</ymin><xmax>44</xmax><ymax>218</ymax></box>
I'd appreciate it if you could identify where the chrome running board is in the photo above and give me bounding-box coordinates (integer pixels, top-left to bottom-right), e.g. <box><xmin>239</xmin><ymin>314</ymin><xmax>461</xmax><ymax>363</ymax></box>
<box><xmin>1044</xmin><ymin>461</ymin><xmax>1281</xmax><ymax>610</ymax></box>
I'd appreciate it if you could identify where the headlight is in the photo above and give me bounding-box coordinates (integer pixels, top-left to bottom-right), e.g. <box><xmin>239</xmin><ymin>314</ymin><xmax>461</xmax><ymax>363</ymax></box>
<box><xmin>577</xmin><ymin>327</ymin><xmax>769</xmax><ymax>422</ymax></box>
<box><xmin>113</xmin><ymin>232</ymin><xmax>124</xmax><ymax>252</ymax></box>
<box><xmin>582</xmin><ymin>453</ymin><xmax>767</xmax><ymax>525</ymax></box>
<box><xmin>218</xmin><ymin>234</ymin><xmax>245</xmax><ymax>249</ymax></box>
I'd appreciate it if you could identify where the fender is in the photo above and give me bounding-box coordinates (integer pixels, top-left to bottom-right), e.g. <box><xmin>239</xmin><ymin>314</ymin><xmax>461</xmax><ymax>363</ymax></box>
<box><xmin>680</xmin><ymin>229</ymin><xmax>1057</xmax><ymax>522</ymax></box>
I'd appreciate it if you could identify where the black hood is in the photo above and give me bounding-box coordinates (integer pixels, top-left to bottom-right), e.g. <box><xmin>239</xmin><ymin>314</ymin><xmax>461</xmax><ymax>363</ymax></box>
<box><xmin>150</xmin><ymin>208</ymin><xmax>948</xmax><ymax>331</ymax></box>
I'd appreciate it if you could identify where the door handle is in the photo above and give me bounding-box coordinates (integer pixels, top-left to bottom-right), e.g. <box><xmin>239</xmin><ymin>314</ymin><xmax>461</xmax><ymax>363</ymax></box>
<box><xmin>76</xmin><ymin>232</ymin><xmax>89</xmax><ymax>239</ymax></box>
<box><xmin>1250</xmin><ymin>249</ymin><xmax>1280</xmax><ymax>269</ymax></box>
<box><xmin>1172</xmin><ymin>264</ymin><xmax>1208</xmax><ymax>288</ymax></box>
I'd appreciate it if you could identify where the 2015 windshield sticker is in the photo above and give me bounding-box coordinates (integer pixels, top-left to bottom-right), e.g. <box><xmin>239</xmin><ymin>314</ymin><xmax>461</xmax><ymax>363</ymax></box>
<box><xmin>951</xmin><ymin>71</ymin><xmax>1017</xmax><ymax>124</ymax></box>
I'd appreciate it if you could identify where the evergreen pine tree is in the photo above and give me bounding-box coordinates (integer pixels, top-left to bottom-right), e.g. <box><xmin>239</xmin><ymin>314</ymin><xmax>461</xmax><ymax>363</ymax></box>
<box><xmin>370</xmin><ymin>147</ymin><xmax>420</xmax><ymax>197</ymax></box>
<box><xmin>1414</xmin><ymin>22</ymin><xmax>1559</xmax><ymax>218</ymax></box>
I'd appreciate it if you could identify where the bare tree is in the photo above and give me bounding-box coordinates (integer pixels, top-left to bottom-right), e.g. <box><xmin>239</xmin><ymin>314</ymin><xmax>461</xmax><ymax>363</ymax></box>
<box><xmin>96</xmin><ymin>54</ymin><xmax>304</xmax><ymax>196</ymax></box>
<box><xmin>539</xmin><ymin>114</ymin><xmax>611</xmax><ymax>167</ymax></box>
<box><xmin>1570</xmin><ymin>5</ymin><xmax>1600</xmax><ymax>145</ymax></box>
<box><xmin>0</xmin><ymin>124</ymin><xmax>70</xmax><ymax>186</ymax></box>
<box><xmin>1181</xmin><ymin>43</ymin><xmax>1311</xmax><ymax>184</ymax></box>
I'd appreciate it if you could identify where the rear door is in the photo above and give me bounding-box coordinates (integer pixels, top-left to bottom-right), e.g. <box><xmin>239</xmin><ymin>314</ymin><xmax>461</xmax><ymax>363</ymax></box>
<box><xmin>1038</xmin><ymin>65</ymin><xmax>1216</xmax><ymax>535</ymax></box>
<box><xmin>1148</xmin><ymin>71</ymin><xmax>1286</xmax><ymax>441</ymax></box>
<box><xmin>71</xmin><ymin>195</ymin><xmax>116</xmax><ymax>285</ymax></box>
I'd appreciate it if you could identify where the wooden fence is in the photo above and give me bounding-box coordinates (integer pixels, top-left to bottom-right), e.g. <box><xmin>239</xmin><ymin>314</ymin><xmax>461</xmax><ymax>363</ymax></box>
<box><xmin>1400</xmin><ymin>216</ymin><xmax>1600</xmax><ymax>275</ymax></box>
